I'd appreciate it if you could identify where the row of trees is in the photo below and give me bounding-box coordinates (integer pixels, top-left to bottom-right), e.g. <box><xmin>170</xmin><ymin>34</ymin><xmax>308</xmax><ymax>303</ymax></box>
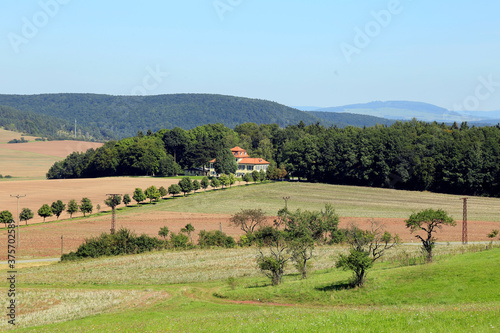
<box><xmin>0</xmin><ymin>198</ymin><xmax>94</xmax><ymax>226</ymax></box>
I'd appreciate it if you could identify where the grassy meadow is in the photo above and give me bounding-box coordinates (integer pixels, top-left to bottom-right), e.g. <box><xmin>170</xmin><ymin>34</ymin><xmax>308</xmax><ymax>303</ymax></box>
<box><xmin>156</xmin><ymin>181</ymin><xmax>500</xmax><ymax>222</ymax></box>
<box><xmin>1</xmin><ymin>246</ymin><xmax>499</xmax><ymax>332</ymax></box>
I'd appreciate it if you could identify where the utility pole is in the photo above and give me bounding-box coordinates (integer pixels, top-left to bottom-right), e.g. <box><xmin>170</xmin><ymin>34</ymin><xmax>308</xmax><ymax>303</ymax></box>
<box><xmin>10</xmin><ymin>194</ymin><xmax>26</xmax><ymax>250</ymax></box>
<box><xmin>462</xmin><ymin>197</ymin><xmax>468</xmax><ymax>245</ymax></box>
<box><xmin>106</xmin><ymin>194</ymin><xmax>121</xmax><ymax>234</ymax></box>
<box><xmin>282</xmin><ymin>196</ymin><xmax>290</xmax><ymax>210</ymax></box>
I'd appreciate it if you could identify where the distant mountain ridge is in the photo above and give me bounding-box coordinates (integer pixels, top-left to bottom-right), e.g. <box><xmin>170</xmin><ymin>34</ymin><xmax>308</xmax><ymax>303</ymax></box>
<box><xmin>304</xmin><ymin>100</ymin><xmax>500</xmax><ymax>124</ymax></box>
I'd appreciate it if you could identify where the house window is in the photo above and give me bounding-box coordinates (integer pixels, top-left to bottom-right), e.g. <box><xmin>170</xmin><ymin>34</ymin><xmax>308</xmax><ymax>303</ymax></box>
<box><xmin>238</xmin><ymin>165</ymin><xmax>245</xmax><ymax>170</ymax></box>
<box><xmin>247</xmin><ymin>165</ymin><xmax>254</xmax><ymax>171</ymax></box>
<box><xmin>210</xmin><ymin>163</ymin><xmax>213</xmax><ymax>169</ymax></box>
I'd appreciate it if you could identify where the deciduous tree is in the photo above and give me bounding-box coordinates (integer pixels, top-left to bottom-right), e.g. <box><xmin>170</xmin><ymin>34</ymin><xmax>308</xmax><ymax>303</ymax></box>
<box><xmin>200</xmin><ymin>176</ymin><xmax>210</xmax><ymax>191</ymax></box>
<box><xmin>336</xmin><ymin>221</ymin><xmax>398</xmax><ymax>287</ymax></box>
<box><xmin>230</xmin><ymin>209</ymin><xmax>267</xmax><ymax>233</ymax></box>
<box><xmin>405</xmin><ymin>209</ymin><xmax>455</xmax><ymax>263</ymax></box>
<box><xmin>178</xmin><ymin>177</ymin><xmax>193</xmax><ymax>196</ymax></box>
<box><xmin>123</xmin><ymin>194</ymin><xmax>131</xmax><ymax>206</ymax></box>
<box><xmin>168</xmin><ymin>184</ymin><xmax>181</xmax><ymax>197</ymax></box>
<box><xmin>19</xmin><ymin>208</ymin><xmax>34</xmax><ymax>225</ymax></box>
<box><xmin>79</xmin><ymin>198</ymin><xmax>93</xmax><ymax>217</ymax></box>
<box><xmin>67</xmin><ymin>199</ymin><xmax>78</xmax><ymax>218</ymax></box>
<box><xmin>38</xmin><ymin>204</ymin><xmax>53</xmax><ymax>222</ymax></box>
<box><xmin>0</xmin><ymin>210</ymin><xmax>14</xmax><ymax>227</ymax></box>
<box><xmin>51</xmin><ymin>200</ymin><xmax>66</xmax><ymax>219</ymax></box>
<box><xmin>145</xmin><ymin>185</ymin><xmax>161</xmax><ymax>203</ymax></box>
<box><xmin>133</xmin><ymin>188</ymin><xmax>146</xmax><ymax>205</ymax></box>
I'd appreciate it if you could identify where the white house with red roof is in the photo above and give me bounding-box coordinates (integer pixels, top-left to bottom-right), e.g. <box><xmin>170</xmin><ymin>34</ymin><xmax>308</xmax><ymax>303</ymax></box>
<box><xmin>208</xmin><ymin>146</ymin><xmax>270</xmax><ymax>177</ymax></box>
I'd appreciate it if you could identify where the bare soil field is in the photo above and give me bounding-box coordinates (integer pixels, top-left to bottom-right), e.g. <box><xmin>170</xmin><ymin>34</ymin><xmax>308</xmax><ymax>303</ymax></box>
<box><xmin>0</xmin><ymin>177</ymin><xmax>181</xmax><ymax>224</ymax></box>
<box><xmin>1</xmin><ymin>209</ymin><xmax>495</xmax><ymax>260</ymax></box>
<box><xmin>0</xmin><ymin>140</ymin><xmax>103</xmax><ymax>179</ymax></box>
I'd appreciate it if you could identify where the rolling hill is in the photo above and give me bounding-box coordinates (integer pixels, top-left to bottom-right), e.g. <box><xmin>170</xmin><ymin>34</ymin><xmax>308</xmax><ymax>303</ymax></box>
<box><xmin>0</xmin><ymin>94</ymin><xmax>394</xmax><ymax>139</ymax></box>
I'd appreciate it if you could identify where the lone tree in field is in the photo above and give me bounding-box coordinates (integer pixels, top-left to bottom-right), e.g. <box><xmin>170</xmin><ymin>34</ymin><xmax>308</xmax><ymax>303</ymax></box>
<box><xmin>133</xmin><ymin>188</ymin><xmax>147</xmax><ymax>205</ymax></box>
<box><xmin>405</xmin><ymin>209</ymin><xmax>455</xmax><ymax>263</ymax></box>
<box><xmin>200</xmin><ymin>176</ymin><xmax>210</xmax><ymax>191</ymax></box>
<box><xmin>181</xmin><ymin>223</ymin><xmax>195</xmax><ymax>244</ymax></box>
<box><xmin>0</xmin><ymin>210</ymin><xmax>14</xmax><ymax>227</ymax></box>
<box><xmin>230</xmin><ymin>208</ymin><xmax>267</xmax><ymax>233</ymax></box>
<box><xmin>79</xmin><ymin>198</ymin><xmax>93</xmax><ymax>217</ymax></box>
<box><xmin>19</xmin><ymin>208</ymin><xmax>34</xmax><ymax>225</ymax></box>
<box><xmin>336</xmin><ymin>221</ymin><xmax>399</xmax><ymax>287</ymax></box>
<box><xmin>51</xmin><ymin>200</ymin><xmax>66</xmax><ymax>219</ymax></box>
<box><xmin>123</xmin><ymin>194</ymin><xmax>131</xmax><ymax>206</ymax></box>
<box><xmin>67</xmin><ymin>199</ymin><xmax>78</xmax><ymax>218</ymax></box>
<box><xmin>38</xmin><ymin>204</ymin><xmax>53</xmax><ymax>222</ymax></box>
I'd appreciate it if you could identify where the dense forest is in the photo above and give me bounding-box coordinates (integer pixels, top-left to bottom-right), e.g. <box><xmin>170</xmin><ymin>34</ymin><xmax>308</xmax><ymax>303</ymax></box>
<box><xmin>0</xmin><ymin>105</ymin><xmax>106</xmax><ymax>141</ymax></box>
<box><xmin>0</xmin><ymin>94</ymin><xmax>397</xmax><ymax>139</ymax></box>
<box><xmin>47</xmin><ymin>120</ymin><xmax>500</xmax><ymax>197</ymax></box>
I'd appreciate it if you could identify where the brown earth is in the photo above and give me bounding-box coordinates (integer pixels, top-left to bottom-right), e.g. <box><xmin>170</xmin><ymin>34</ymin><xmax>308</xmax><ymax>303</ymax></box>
<box><xmin>1</xmin><ymin>209</ymin><xmax>495</xmax><ymax>260</ymax></box>
<box><xmin>0</xmin><ymin>177</ymin><xmax>182</xmax><ymax>224</ymax></box>
<box><xmin>0</xmin><ymin>140</ymin><xmax>103</xmax><ymax>158</ymax></box>
<box><xmin>0</xmin><ymin>140</ymin><xmax>104</xmax><ymax>179</ymax></box>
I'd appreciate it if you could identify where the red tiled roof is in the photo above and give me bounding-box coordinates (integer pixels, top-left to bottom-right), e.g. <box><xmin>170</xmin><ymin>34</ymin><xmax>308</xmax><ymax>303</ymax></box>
<box><xmin>238</xmin><ymin>157</ymin><xmax>270</xmax><ymax>165</ymax></box>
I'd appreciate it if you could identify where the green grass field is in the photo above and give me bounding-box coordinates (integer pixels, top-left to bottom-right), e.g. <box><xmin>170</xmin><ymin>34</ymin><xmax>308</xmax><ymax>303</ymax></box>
<box><xmin>1</xmin><ymin>246</ymin><xmax>498</xmax><ymax>332</ymax></box>
<box><xmin>154</xmin><ymin>182</ymin><xmax>500</xmax><ymax>222</ymax></box>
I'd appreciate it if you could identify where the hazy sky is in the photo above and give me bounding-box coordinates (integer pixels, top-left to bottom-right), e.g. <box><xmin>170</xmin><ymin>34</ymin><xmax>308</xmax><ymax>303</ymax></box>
<box><xmin>1</xmin><ymin>0</ymin><xmax>500</xmax><ymax>110</ymax></box>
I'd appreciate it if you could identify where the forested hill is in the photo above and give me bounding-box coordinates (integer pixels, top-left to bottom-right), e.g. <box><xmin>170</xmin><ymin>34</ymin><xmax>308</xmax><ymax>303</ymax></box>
<box><xmin>0</xmin><ymin>105</ymin><xmax>107</xmax><ymax>141</ymax></box>
<box><xmin>0</xmin><ymin>93</ymin><xmax>325</xmax><ymax>139</ymax></box>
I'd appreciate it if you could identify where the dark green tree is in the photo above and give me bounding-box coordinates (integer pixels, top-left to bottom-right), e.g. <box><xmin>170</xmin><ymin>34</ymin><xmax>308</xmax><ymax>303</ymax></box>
<box><xmin>181</xmin><ymin>223</ymin><xmax>195</xmax><ymax>244</ymax></box>
<box><xmin>0</xmin><ymin>210</ymin><xmax>14</xmax><ymax>227</ymax></box>
<box><xmin>192</xmin><ymin>179</ymin><xmax>201</xmax><ymax>192</ymax></box>
<box><xmin>200</xmin><ymin>176</ymin><xmax>210</xmax><ymax>191</ymax></box>
<box><xmin>51</xmin><ymin>200</ymin><xmax>66</xmax><ymax>219</ymax></box>
<box><xmin>19</xmin><ymin>208</ymin><xmax>34</xmax><ymax>225</ymax></box>
<box><xmin>158</xmin><ymin>226</ymin><xmax>169</xmax><ymax>240</ymax></box>
<box><xmin>67</xmin><ymin>199</ymin><xmax>78</xmax><ymax>218</ymax></box>
<box><xmin>168</xmin><ymin>184</ymin><xmax>182</xmax><ymax>197</ymax></box>
<box><xmin>133</xmin><ymin>188</ymin><xmax>147</xmax><ymax>205</ymax></box>
<box><xmin>123</xmin><ymin>194</ymin><xmax>131</xmax><ymax>206</ymax></box>
<box><xmin>79</xmin><ymin>198</ymin><xmax>93</xmax><ymax>217</ymax></box>
<box><xmin>38</xmin><ymin>204</ymin><xmax>53</xmax><ymax>222</ymax></box>
<box><xmin>178</xmin><ymin>177</ymin><xmax>193</xmax><ymax>196</ymax></box>
<box><xmin>104</xmin><ymin>194</ymin><xmax>122</xmax><ymax>210</ymax></box>
<box><xmin>214</xmin><ymin>148</ymin><xmax>237</xmax><ymax>175</ymax></box>
<box><xmin>210</xmin><ymin>177</ymin><xmax>221</xmax><ymax>189</ymax></box>
<box><xmin>159</xmin><ymin>186</ymin><xmax>168</xmax><ymax>199</ymax></box>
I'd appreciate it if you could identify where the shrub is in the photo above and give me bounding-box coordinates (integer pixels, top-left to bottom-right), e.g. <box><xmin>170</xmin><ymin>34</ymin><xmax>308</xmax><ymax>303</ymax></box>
<box><xmin>170</xmin><ymin>233</ymin><xmax>189</xmax><ymax>249</ymax></box>
<box><xmin>198</xmin><ymin>230</ymin><xmax>236</xmax><ymax>248</ymax></box>
<box><xmin>61</xmin><ymin>228</ymin><xmax>164</xmax><ymax>261</ymax></box>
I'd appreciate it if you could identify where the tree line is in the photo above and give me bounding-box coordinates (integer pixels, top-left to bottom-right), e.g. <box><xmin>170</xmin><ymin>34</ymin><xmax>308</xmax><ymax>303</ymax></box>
<box><xmin>48</xmin><ymin>120</ymin><xmax>500</xmax><ymax>197</ymax></box>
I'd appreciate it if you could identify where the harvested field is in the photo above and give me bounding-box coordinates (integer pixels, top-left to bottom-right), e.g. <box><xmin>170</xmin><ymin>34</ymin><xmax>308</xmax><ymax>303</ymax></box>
<box><xmin>0</xmin><ymin>177</ymin><xmax>183</xmax><ymax>224</ymax></box>
<box><xmin>0</xmin><ymin>128</ymin><xmax>39</xmax><ymax>143</ymax></box>
<box><xmin>0</xmin><ymin>139</ymin><xmax>103</xmax><ymax>179</ymax></box>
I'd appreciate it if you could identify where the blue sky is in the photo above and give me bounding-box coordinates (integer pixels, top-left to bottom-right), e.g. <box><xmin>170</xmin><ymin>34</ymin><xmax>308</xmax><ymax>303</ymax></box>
<box><xmin>1</xmin><ymin>0</ymin><xmax>500</xmax><ymax>110</ymax></box>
